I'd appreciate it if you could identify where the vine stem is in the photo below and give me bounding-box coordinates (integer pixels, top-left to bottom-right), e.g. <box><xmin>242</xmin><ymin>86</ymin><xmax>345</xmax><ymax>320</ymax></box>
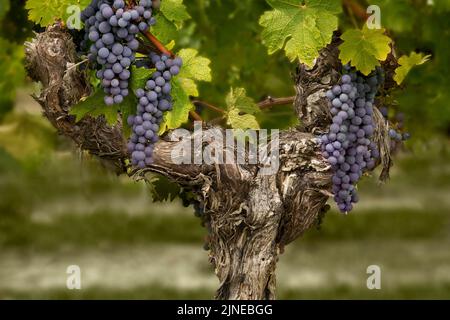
<box><xmin>192</xmin><ymin>96</ymin><xmax>296</xmax><ymax>117</ymax></box>
<box><xmin>193</xmin><ymin>96</ymin><xmax>295</xmax><ymax>125</ymax></box>
<box><xmin>189</xmin><ymin>110</ymin><xmax>203</xmax><ymax>122</ymax></box>
<box><xmin>343</xmin><ymin>0</ymin><xmax>368</xmax><ymax>21</ymax></box>
<box><xmin>141</xmin><ymin>31</ymin><xmax>174</xmax><ymax>57</ymax></box>
<box><xmin>65</xmin><ymin>58</ymin><xmax>89</xmax><ymax>73</ymax></box>
<box><xmin>192</xmin><ymin>100</ymin><xmax>225</xmax><ymax>114</ymax></box>
<box><xmin>257</xmin><ymin>96</ymin><xmax>295</xmax><ymax>109</ymax></box>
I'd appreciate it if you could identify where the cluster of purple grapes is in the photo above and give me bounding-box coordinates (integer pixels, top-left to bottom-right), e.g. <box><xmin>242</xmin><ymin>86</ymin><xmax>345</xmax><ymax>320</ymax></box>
<box><xmin>126</xmin><ymin>52</ymin><xmax>182</xmax><ymax>168</ymax></box>
<box><xmin>321</xmin><ymin>68</ymin><xmax>383</xmax><ymax>213</ymax></box>
<box><xmin>389</xmin><ymin>128</ymin><xmax>408</xmax><ymax>141</ymax></box>
<box><xmin>379</xmin><ymin>104</ymin><xmax>411</xmax><ymax>151</ymax></box>
<box><xmin>81</xmin><ymin>0</ymin><xmax>156</xmax><ymax>105</ymax></box>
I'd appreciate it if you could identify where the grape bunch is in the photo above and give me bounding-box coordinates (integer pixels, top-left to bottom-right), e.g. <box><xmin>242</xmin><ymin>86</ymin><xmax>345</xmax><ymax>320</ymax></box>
<box><xmin>389</xmin><ymin>128</ymin><xmax>404</xmax><ymax>142</ymax></box>
<box><xmin>321</xmin><ymin>68</ymin><xmax>384</xmax><ymax>213</ymax></box>
<box><xmin>127</xmin><ymin>52</ymin><xmax>182</xmax><ymax>168</ymax></box>
<box><xmin>81</xmin><ymin>0</ymin><xmax>156</xmax><ymax>105</ymax></box>
<box><xmin>379</xmin><ymin>103</ymin><xmax>411</xmax><ymax>151</ymax></box>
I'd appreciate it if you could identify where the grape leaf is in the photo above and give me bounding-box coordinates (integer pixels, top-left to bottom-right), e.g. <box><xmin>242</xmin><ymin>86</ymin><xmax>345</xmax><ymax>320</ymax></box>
<box><xmin>226</xmin><ymin>88</ymin><xmax>260</xmax><ymax>130</ymax></box>
<box><xmin>259</xmin><ymin>0</ymin><xmax>341</xmax><ymax>67</ymax></box>
<box><xmin>160</xmin><ymin>49</ymin><xmax>212</xmax><ymax>133</ymax></box>
<box><xmin>178</xmin><ymin>78</ymin><xmax>198</xmax><ymax>96</ymax></box>
<box><xmin>228</xmin><ymin>110</ymin><xmax>260</xmax><ymax>130</ymax></box>
<box><xmin>394</xmin><ymin>52</ymin><xmax>431</xmax><ymax>85</ymax></box>
<box><xmin>130</xmin><ymin>66</ymin><xmax>156</xmax><ymax>91</ymax></box>
<box><xmin>166</xmin><ymin>40</ymin><xmax>176</xmax><ymax>51</ymax></box>
<box><xmin>146</xmin><ymin>175</ymin><xmax>182</xmax><ymax>202</ymax></box>
<box><xmin>70</xmin><ymin>90</ymin><xmax>136</xmax><ymax>125</ymax></box>
<box><xmin>339</xmin><ymin>25</ymin><xmax>392</xmax><ymax>75</ymax></box>
<box><xmin>119</xmin><ymin>95</ymin><xmax>138</xmax><ymax>138</ymax></box>
<box><xmin>178</xmin><ymin>48</ymin><xmax>212</xmax><ymax>82</ymax></box>
<box><xmin>150</xmin><ymin>13</ymin><xmax>178</xmax><ymax>45</ymax></box>
<box><xmin>25</xmin><ymin>0</ymin><xmax>91</xmax><ymax>27</ymax></box>
<box><xmin>160</xmin><ymin>0</ymin><xmax>191</xmax><ymax>27</ymax></box>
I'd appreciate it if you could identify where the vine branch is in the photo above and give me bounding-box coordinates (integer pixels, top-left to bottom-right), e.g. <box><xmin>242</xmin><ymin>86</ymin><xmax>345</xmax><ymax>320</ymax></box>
<box><xmin>189</xmin><ymin>110</ymin><xmax>203</xmax><ymax>122</ymax></box>
<box><xmin>343</xmin><ymin>0</ymin><xmax>369</xmax><ymax>21</ymax></box>
<box><xmin>192</xmin><ymin>96</ymin><xmax>296</xmax><ymax>118</ymax></box>
<box><xmin>192</xmin><ymin>100</ymin><xmax>225</xmax><ymax>114</ymax></box>
<box><xmin>141</xmin><ymin>30</ymin><xmax>174</xmax><ymax>57</ymax></box>
<box><xmin>257</xmin><ymin>96</ymin><xmax>296</xmax><ymax>110</ymax></box>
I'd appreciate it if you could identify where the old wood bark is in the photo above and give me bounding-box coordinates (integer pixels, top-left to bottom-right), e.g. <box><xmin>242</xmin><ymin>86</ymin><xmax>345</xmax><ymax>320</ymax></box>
<box><xmin>24</xmin><ymin>25</ymin><xmax>388</xmax><ymax>300</ymax></box>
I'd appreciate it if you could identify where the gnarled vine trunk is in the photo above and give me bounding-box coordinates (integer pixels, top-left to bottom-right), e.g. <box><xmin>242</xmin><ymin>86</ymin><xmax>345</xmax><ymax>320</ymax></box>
<box><xmin>24</xmin><ymin>25</ymin><xmax>389</xmax><ymax>300</ymax></box>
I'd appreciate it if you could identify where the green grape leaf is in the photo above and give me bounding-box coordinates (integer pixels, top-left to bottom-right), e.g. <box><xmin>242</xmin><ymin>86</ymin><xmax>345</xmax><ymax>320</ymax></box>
<box><xmin>160</xmin><ymin>49</ymin><xmax>212</xmax><ymax>133</ymax></box>
<box><xmin>70</xmin><ymin>89</ymin><xmax>120</xmax><ymax>126</ymax></box>
<box><xmin>166</xmin><ymin>41</ymin><xmax>176</xmax><ymax>51</ymax></box>
<box><xmin>0</xmin><ymin>0</ymin><xmax>10</xmax><ymax>20</ymax></box>
<box><xmin>26</xmin><ymin>0</ymin><xmax>62</xmax><ymax>27</ymax></box>
<box><xmin>259</xmin><ymin>0</ymin><xmax>341</xmax><ymax>66</ymax></box>
<box><xmin>178</xmin><ymin>48</ymin><xmax>212</xmax><ymax>82</ymax></box>
<box><xmin>130</xmin><ymin>66</ymin><xmax>156</xmax><ymax>91</ymax></box>
<box><xmin>394</xmin><ymin>52</ymin><xmax>431</xmax><ymax>85</ymax></box>
<box><xmin>147</xmin><ymin>175</ymin><xmax>182</xmax><ymax>202</ymax></box>
<box><xmin>160</xmin><ymin>0</ymin><xmax>191</xmax><ymax>27</ymax></box>
<box><xmin>339</xmin><ymin>25</ymin><xmax>392</xmax><ymax>75</ymax></box>
<box><xmin>150</xmin><ymin>13</ymin><xmax>178</xmax><ymax>45</ymax></box>
<box><xmin>225</xmin><ymin>88</ymin><xmax>260</xmax><ymax>130</ymax></box>
<box><xmin>25</xmin><ymin>0</ymin><xmax>91</xmax><ymax>27</ymax></box>
<box><xmin>178</xmin><ymin>78</ymin><xmax>198</xmax><ymax>97</ymax></box>
<box><xmin>227</xmin><ymin>110</ymin><xmax>260</xmax><ymax>130</ymax></box>
<box><xmin>119</xmin><ymin>95</ymin><xmax>138</xmax><ymax>138</ymax></box>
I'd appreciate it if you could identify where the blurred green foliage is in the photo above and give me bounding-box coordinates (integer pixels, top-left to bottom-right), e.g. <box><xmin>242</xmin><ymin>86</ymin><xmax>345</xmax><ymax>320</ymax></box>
<box><xmin>0</xmin><ymin>38</ymin><xmax>25</xmax><ymax>119</ymax></box>
<box><xmin>0</xmin><ymin>0</ymin><xmax>30</xmax><ymax>120</ymax></box>
<box><xmin>370</xmin><ymin>0</ymin><xmax>450</xmax><ymax>135</ymax></box>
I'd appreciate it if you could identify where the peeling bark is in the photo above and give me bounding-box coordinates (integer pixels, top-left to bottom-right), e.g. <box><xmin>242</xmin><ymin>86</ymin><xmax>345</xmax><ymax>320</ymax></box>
<box><xmin>24</xmin><ymin>26</ymin><xmax>389</xmax><ymax>300</ymax></box>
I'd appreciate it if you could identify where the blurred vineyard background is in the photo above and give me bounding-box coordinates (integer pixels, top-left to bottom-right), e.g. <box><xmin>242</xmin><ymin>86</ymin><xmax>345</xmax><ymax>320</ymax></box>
<box><xmin>0</xmin><ymin>0</ymin><xmax>449</xmax><ymax>299</ymax></box>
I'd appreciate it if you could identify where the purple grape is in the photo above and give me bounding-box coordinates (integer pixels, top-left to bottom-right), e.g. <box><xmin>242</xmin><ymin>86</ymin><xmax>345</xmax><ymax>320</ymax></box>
<box><xmin>98</xmin><ymin>47</ymin><xmax>109</xmax><ymax>58</ymax></box>
<box><xmin>332</xmin><ymin>98</ymin><xmax>342</xmax><ymax>108</ymax></box>
<box><xmin>170</xmin><ymin>66</ymin><xmax>180</xmax><ymax>75</ymax></box>
<box><xmin>104</xmin><ymin>96</ymin><xmax>114</xmax><ymax>105</ymax></box>
<box><xmin>340</xmin><ymin>94</ymin><xmax>349</xmax><ymax>102</ymax></box>
<box><xmin>341</xmin><ymin>74</ymin><xmax>351</xmax><ymax>84</ymax></box>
